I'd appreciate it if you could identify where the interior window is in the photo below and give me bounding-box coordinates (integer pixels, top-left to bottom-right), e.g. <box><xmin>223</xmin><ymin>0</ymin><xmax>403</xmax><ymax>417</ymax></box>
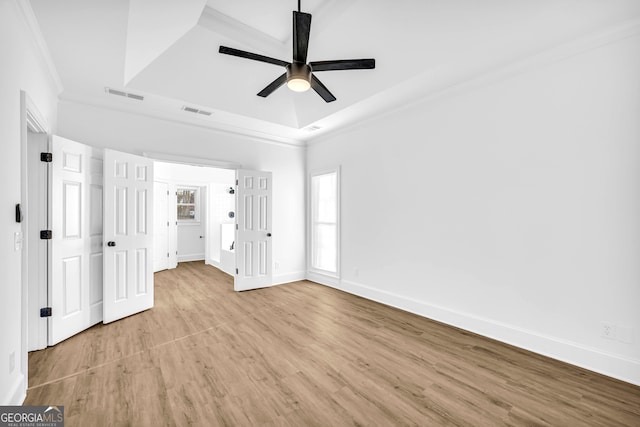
<box><xmin>176</xmin><ymin>187</ymin><xmax>198</xmax><ymax>221</ymax></box>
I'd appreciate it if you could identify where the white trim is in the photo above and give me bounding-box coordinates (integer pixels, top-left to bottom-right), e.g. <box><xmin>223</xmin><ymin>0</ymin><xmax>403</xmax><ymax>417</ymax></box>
<box><xmin>306</xmin><ymin>271</ymin><xmax>340</xmax><ymax>288</ymax></box>
<box><xmin>205</xmin><ymin>258</ymin><xmax>221</xmax><ymax>268</ymax></box>
<box><xmin>178</xmin><ymin>254</ymin><xmax>205</xmax><ymax>263</ymax></box>
<box><xmin>26</xmin><ymin>109</ymin><xmax>48</xmax><ymax>133</ymax></box>
<box><xmin>272</xmin><ymin>271</ymin><xmax>307</xmax><ymax>286</ymax></box>
<box><xmin>20</xmin><ymin>91</ymin><xmax>50</xmax><ymax>403</ymax></box>
<box><xmin>145</xmin><ymin>152</ymin><xmax>241</xmax><ymax>169</ymax></box>
<box><xmin>309</xmin><ymin>276</ymin><xmax>640</xmax><ymax>387</ymax></box>
<box><xmin>58</xmin><ymin>96</ymin><xmax>304</xmax><ymax>148</ymax></box>
<box><xmin>199</xmin><ymin>6</ymin><xmax>286</xmax><ymax>58</ymax></box>
<box><xmin>15</xmin><ymin>0</ymin><xmax>64</xmax><ymax>94</ymax></box>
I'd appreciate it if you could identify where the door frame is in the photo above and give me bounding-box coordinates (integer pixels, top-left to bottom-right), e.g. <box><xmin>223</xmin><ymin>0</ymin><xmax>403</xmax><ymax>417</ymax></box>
<box><xmin>153</xmin><ymin>180</ymin><xmax>171</xmax><ymax>272</ymax></box>
<box><xmin>20</xmin><ymin>91</ymin><xmax>49</xmax><ymax>391</ymax></box>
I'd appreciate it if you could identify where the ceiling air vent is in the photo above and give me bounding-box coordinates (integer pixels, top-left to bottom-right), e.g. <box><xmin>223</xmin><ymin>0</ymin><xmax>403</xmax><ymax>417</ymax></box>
<box><xmin>181</xmin><ymin>106</ymin><xmax>213</xmax><ymax>116</ymax></box>
<box><xmin>105</xmin><ymin>87</ymin><xmax>144</xmax><ymax>101</ymax></box>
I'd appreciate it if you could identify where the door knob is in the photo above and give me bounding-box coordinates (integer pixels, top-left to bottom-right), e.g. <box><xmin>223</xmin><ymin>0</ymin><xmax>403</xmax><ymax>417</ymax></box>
<box><xmin>267</xmin><ymin>233</ymin><xmax>272</xmax><ymax>237</ymax></box>
<box><xmin>107</xmin><ymin>241</ymin><xmax>116</xmax><ymax>247</ymax></box>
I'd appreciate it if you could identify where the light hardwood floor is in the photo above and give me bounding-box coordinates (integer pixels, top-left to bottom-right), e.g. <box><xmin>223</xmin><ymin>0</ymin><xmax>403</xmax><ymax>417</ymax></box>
<box><xmin>26</xmin><ymin>262</ymin><xmax>640</xmax><ymax>426</ymax></box>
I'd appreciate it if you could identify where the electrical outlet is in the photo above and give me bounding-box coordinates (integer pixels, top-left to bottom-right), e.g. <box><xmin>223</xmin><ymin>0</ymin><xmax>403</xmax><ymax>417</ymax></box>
<box><xmin>274</xmin><ymin>262</ymin><xmax>280</xmax><ymax>271</ymax></box>
<box><xmin>354</xmin><ymin>268</ymin><xmax>359</xmax><ymax>278</ymax></box>
<box><xmin>9</xmin><ymin>351</ymin><xmax>15</xmax><ymax>373</ymax></box>
<box><xmin>602</xmin><ymin>322</ymin><xmax>616</xmax><ymax>340</ymax></box>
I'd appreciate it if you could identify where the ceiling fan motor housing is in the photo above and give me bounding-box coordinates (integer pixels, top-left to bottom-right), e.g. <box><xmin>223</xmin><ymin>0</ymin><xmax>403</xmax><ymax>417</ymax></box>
<box><xmin>287</xmin><ymin>62</ymin><xmax>312</xmax><ymax>83</ymax></box>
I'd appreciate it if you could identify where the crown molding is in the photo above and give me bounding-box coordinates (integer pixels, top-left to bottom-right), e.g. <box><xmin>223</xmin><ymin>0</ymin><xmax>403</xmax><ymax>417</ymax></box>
<box><xmin>198</xmin><ymin>6</ymin><xmax>286</xmax><ymax>59</ymax></box>
<box><xmin>142</xmin><ymin>152</ymin><xmax>241</xmax><ymax>169</ymax></box>
<box><xmin>58</xmin><ymin>93</ymin><xmax>306</xmax><ymax>149</ymax></box>
<box><xmin>15</xmin><ymin>0</ymin><xmax>63</xmax><ymax>95</ymax></box>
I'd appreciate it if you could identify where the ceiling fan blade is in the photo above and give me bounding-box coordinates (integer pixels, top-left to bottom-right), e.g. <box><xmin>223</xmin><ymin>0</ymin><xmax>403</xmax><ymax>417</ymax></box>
<box><xmin>257</xmin><ymin>73</ymin><xmax>288</xmax><ymax>98</ymax></box>
<box><xmin>219</xmin><ymin>46</ymin><xmax>289</xmax><ymax>67</ymax></box>
<box><xmin>311</xmin><ymin>75</ymin><xmax>336</xmax><ymax>103</ymax></box>
<box><xmin>309</xmin><ymin>59</ymin><xmax>376</xmax><ymax>72</ymax></box>
<box><xmin>293</xmin><ymin>11</ymin><xmax>312</xmax><ymax>63</ymax></box>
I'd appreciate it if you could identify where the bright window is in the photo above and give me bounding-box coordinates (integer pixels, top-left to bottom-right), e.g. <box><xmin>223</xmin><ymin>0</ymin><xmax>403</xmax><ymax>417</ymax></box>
<box><xmin>176</xmin><ymin>187</ymin><xmax>199</xmax><ymax>221</ymax></box>
<box><xmin>310</xmin><ymin>170</ymin><xmax>339</xmax><ymax>274</ymax></box>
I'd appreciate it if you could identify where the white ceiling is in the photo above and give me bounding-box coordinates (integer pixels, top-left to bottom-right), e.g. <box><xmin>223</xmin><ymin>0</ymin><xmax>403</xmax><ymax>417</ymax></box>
<box><xmin>29</xmin><ymin>0</ymin><xmax>640</xmax><ymax>144</ymax></box>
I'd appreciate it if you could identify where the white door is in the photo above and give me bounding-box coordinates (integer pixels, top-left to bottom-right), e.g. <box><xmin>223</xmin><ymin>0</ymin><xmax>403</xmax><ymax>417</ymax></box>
<box><xmin>103</xmin><ymin>149</ymin><xmax>154</xmax><ymax>323</ymax></box>
<box><xmin>153</xmin><ymin>181</ymin><xmax>169</xmax><ymax>272</ymax></box>
<box><xmin>27</xmin><ymin>131</ymin><xmax>49</xmax><ymax>351</ymax></box>
<box><xmin>234</xmin><ymin>170</ymin><xmax>272</xmax><ymax>291</ymax></box>
<box><xmin>49</xmin><ymin>136</ymin><xmax>103</xmax><ymax>345</ymax></box>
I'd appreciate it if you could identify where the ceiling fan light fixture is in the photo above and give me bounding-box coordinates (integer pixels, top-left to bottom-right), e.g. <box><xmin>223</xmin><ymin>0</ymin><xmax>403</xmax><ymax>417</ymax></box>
<box><xmin>286</xmin><ymin>63</ymin><xmax>311</xmax><ymax>92</ymax></box>
<box><xmin>287</xmin><ymin>78</ymin><xmax>310</xmax><ymax>92</ymax></box>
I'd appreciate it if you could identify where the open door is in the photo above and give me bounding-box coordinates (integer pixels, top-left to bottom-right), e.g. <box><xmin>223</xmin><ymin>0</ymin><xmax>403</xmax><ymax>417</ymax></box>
<box><xmin>48</xmin><ymin>136</ymin><xmax>103</xmax><ymax>345</ymax></box>
<box><xmin>103</xmin><ymin>149</ymin><xmax>154</xmax><ymax>323</ymax></box>
<box><xmin>234</xmin><ymin>169</ymin><xmax>272</xmax><ymax>291</ymax></box>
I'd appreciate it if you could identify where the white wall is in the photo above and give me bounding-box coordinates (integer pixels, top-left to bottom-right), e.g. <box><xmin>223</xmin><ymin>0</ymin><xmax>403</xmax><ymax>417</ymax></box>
<box><xmin>0</xmin><ymin>0</ymin><xmax>60</xmax><ymax>404</ymax></box>
<box><xmin>307</xmin><ymin>33</ymin><xmax>640</xmax><ymax>385</ymax></box>
<box><xmin>57</xmin><ymin>102</ymin><xmax>306</xmax><ymax>284</ymax></box>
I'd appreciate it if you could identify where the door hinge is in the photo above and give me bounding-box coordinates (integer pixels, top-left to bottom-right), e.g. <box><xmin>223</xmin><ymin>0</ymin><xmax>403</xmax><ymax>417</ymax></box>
<box><xmin>236</xmin><ymin>224</ymin><xmax>238</xmax><ymax>230</ymax></box>
<box><xmin>40</xmin><ymin>307</ymin><xmax>52</xmax><ymax>317</ymax></box>
<box><xmin>235</xmin><ymin>268</ymin><xmax>238</xmax><ymax>274</ymax></box>
<box><xmin>167</xmin><ymin>221</ymin><xmax>169</xmax><ymax>227</ymax></box>
<box><xmin>40</xmin><ymin>230</ymin><xmax>52</xmax><ymax>239</ymax></box>
<box><xmin>40</xmin><ymin>152</ymin><xmax>52</xmax><ymax>162</ymax></box>
<box><xmin>167</xmin><ymin>190</ymin><xmax>169</xmax><ymax>195</ymax></box>
<box><xmin>167</xmin><ymin>252</ymin><xmax>169</xmax><ymax>258</ymax></box>
<box><xmin>236</xmin><ymin>179</ymin><xmax>239</xmax><ymax>186</ymax></box>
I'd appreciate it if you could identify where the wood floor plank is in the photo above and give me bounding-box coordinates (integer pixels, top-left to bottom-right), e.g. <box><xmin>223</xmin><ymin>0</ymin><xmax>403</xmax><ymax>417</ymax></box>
<box><xmin>25</xmin><ymin>261</ymin><xmax>640</xmax><ymax>426</ymax></box>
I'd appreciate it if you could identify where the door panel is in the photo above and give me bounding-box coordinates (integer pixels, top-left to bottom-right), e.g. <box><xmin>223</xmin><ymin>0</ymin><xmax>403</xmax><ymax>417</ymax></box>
<box><xmin>103</xmin><ymin>149</ymin><xmax>154</xmax><ymax>323</ymax></box>
<box><xmin>234</xmin><ymin>169</ymin><xmax>272</xmax><ymax>291</ymax></box>
<box><xmin>49</xmin><ymin>135</ymin><xmax>103</xmax><ymax>345</ymax></box>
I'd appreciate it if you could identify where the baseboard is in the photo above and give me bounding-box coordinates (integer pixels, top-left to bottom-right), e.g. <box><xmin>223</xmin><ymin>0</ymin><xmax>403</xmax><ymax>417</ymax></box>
<box><xmin>308</xmin><ymin>275</ymin><xmax>640</xmax><ymax>387</ymax></box>
<box><xmin>307</xmin><ymin>271</ymin><xmax>340</xmax><ymax>287</ymax></box>
<box><xmin>273</xmin><ymin>271</ymin><xmax>307</xmax><ymax>286</ymax></box>
<box><xmin>205</xmin><ymin>259</ymin><xmax>220</xmax><ymax>268</ymax></box>
<box><xmin>178</xmin><ymin>254</ymin><xmax>205</xmax><ymax>263</ymax></box>
<box><xmin>2</xmin><ymin>373</ymin><xmax>26</xmax><ymax>405</ymax></box>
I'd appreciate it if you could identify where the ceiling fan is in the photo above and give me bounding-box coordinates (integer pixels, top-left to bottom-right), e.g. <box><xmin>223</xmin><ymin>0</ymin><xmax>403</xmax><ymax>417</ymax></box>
<box><xmin>218</xmin><ymin>1</ymin><xmax>375</xmax><ymax>103</ymax></box>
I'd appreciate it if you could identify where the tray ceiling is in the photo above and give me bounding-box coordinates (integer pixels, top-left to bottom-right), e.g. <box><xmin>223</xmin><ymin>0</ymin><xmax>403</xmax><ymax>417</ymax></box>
<box><xmin>29</xmin><ymin>0</ymin><xmax>640</xmax><ymax>144</ymax></box>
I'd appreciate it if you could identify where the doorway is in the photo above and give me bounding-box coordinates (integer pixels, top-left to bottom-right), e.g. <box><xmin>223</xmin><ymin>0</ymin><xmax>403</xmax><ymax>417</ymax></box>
<box><xmin>152</xmin><ymin>161</ymin><xmax>235</xmax><ymax>273</ymax></box>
